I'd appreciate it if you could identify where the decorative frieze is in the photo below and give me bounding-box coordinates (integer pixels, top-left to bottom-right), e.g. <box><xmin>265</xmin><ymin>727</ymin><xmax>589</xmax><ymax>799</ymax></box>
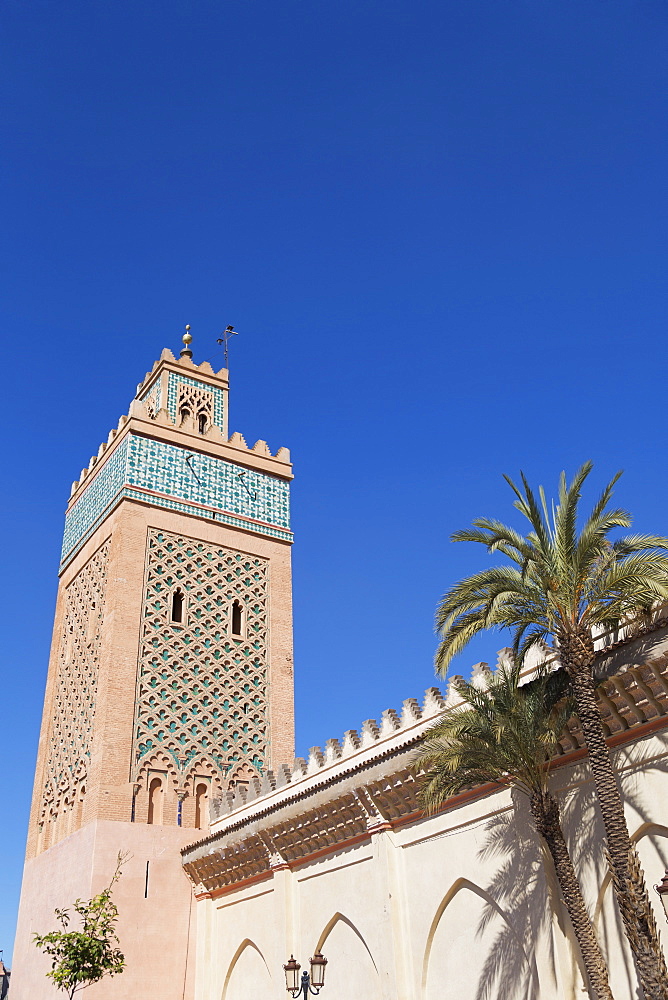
<box><xmin>183</xmin><ymin>641</ymin><xmax>668</xmax><ymax>897</ymax></box>
<box><xmin>61</xmin><ymin>432</ymin><xmax>292</xmax><ymax>568</ymax></box>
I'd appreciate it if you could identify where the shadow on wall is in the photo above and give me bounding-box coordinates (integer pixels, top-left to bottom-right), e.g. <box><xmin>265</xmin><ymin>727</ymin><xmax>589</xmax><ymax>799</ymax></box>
<box><xmin>595</xmin><ymin>822</ymin><xmax>668</xmax><ymax>1000</ymax></box>
<box><xmin>559</xmin><ymin>754</ymin><xmax>668</xmax><ymax>1000</ymax></box>
<box><xmin>217</xmin><ymin>763</ymin><xmax>668</xmax><ymax>1000</ymax></box>
<box><xmin>421</xmin><ymin>804</ymin><xmax>543</xmax><ymax>1000</ymax></box>
<box><xmin>422</xmin><ymin>757</ymin><xmax>668</xmax><ymax>1000</ymax></box>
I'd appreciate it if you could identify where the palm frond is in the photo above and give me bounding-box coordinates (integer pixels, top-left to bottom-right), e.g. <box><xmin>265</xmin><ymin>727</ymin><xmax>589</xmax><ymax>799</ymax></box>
<box><xmin>612</xmin><ymin>534</ymin><xmax>668</xmax><ymax>556</ymax></box>
<box><xmin>414</xmin><ymin>663</ymin><xmax>570</xmax><ymax>815</ymax></box>
<box><xmin>435</xmin><ymin>462</ymin><xmax>668</xmax><ymax>675</ymax></box>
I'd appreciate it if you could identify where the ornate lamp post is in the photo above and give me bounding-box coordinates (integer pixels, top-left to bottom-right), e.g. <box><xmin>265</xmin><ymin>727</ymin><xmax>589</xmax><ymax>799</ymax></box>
<box><xmin>655</xmin><ymin>869</ymin><xmax>668</xmax><ymax>922</ymax></box>
<box><xmin>284</xmin><ymin>952</ymin><xmax>328</xmax><ymax>998</ymax></box>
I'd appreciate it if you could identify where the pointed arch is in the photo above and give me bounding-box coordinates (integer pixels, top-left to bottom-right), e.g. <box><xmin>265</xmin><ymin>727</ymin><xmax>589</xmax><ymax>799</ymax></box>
<box><xmin>313</xmin><ymin>911</ymin><xmax>380</xmax><ymax>1000</ymax></box>
<box><xmin>228</xmin><ymin>760</ymin><xmax>256</xmax><ymax>792</ymax></box>
<box><xmin>421</xmin><ymin>878</ymin><xmax>538</xmax><ymax>1000</ymax></box>
<box><xmin>171</xmin><ymin>587</ymin><xmax>185</xmax><ymax>623</ymax></box>
<box><xmin>315</xmin><ymin>912</ymin><xmax>379</xmax><ymax>972</ymax></box>
<box><xmin>136</xmin><ymin>752</ymin><xmax>180</xmax><ymax>790</ymax></box>
<box><xmin>184</xmin><ymin>757</ymin><xmax>222</xmax><ymax>790</ymax></box>
<box><xmin>221</xmin><ymin>938</ymin><xmax>272</xmax><ymax>1000</ymax></box>
<box><xmin>147</xmin><ymin>775</ymin><xmax>164</xmax><ymax>825</ymax></box>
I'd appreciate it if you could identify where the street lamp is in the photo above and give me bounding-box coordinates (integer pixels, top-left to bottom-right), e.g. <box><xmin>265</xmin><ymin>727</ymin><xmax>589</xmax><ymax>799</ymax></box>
<box><xmin>655</xmin><ymin>869</ymin><xmax>668</xmax><ymax>922</ymax></box>
<box><xmin>283</xmin><ymin>952</ymin><xmax>328</xmax><ymax>998</ymax></box>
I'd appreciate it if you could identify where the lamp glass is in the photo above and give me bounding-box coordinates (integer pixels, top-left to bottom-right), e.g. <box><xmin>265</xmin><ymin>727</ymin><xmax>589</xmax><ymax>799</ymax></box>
<box><xmin>284</xmin><ymin>957</ymin><xmax>300</xmax><ymax>991</ymax></box>
<box><xmin>309</xmin><ymin>952</ymin><xmax>327</xmax><ymax>989</ymax></box>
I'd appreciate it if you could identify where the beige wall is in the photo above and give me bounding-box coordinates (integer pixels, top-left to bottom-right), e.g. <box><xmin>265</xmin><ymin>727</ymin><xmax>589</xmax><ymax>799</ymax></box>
<box><xmin>191</xmin><ymin>731</ymin><xmax>668</xmax><ymax>1000</ymax></box>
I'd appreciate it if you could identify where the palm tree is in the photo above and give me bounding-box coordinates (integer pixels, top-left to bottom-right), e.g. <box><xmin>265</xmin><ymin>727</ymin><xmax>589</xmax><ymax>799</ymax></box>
<box><xmin>435</xmin><ymin>462</ymin><xmax>668</xmax><ymax>999</ymax></box>
<box><xmin>414</xmin><ymin>664</ymin><xmax>614</xmax><ymax>1000</ymax></box>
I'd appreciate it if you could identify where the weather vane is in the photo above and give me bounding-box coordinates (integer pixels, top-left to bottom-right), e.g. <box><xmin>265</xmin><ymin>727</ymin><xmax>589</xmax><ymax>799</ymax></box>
<box><xmin>217</xmin><ymin>325</ymin><xmax>238</xmax><ymax>368</ymax></box>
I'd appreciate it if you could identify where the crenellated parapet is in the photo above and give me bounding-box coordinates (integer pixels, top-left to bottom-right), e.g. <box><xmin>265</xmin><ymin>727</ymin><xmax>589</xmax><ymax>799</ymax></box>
<box><xmin>60</xmin><ymin>349</ymin><xmax>293</xmax><ymax>570</ymax></box>
<box><xmin>69</xmin><ymin>418</ymin><xmax>290</xmax><ymax>499</ymax></box>
<box><xmin>203</xmin><ymin>628</ymin><xmax>668</xmax><ymax>827</ymax></box>
<box><xmin>183</xmin><ymin>632</ymin><xmax>668</xmax><ymax>897</ymax></box>
<box><xmin>204</xmin><ymin>685</ymin><xmax>450</xmax><ymax>826</ymax></box>
<box><xmin>69</xmin><ymin>349</ymin><xmax>291</xmax><ymax>499</ymax></box>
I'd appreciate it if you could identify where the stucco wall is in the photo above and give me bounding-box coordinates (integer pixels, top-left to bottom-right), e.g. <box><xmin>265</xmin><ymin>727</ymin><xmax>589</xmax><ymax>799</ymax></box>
<box><xmin>190</xmin><ymin>730</ymin><xmax>668</xmax><ymax>1000</ymax></box>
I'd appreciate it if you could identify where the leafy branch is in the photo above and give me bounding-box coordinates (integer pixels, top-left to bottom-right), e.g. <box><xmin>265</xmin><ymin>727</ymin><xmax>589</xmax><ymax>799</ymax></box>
<box><xmin>33</xmin><ymin>851</ymin><xmax>130</xmax><ymax>999</ymax></box>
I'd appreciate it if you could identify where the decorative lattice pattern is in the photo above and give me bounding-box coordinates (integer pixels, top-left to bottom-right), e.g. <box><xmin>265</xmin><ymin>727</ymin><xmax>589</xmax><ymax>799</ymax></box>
<box><xmin>61</xmin><ymin>434</ymin><xmax>292</xmax><ymax>569</ymax></box>
<box><xmin>141</xmin><ymin>380</ymin><xmax>162</xmax><ymax>419</ymax></box>
<box><xmin>132</xmin><ymin>529</ymin><xmax>269</xmax><ymax>786</ymax></box>
<box><xmin>126</xmin><ymin>437</ymin><xmax>290</xmax><ymax>526</ymax></box>
<box><xmin>176</xmin><ymin>381</ymin><xmax>213</xmax><ymax>424</ymax></box>
<box><xmin>167</xmin><ymin>372</ymin><xmax>225</xmax><ymax>428</ymax></box>
<box><xmin>41</xmin><ymin>540</ymin><xmax>110</xmax><ymax>818</ymax></box>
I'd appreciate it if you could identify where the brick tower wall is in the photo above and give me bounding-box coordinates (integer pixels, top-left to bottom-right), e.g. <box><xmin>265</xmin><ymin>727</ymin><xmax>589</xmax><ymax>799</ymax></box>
<box><xmin>12</xmin><ymin>347</ymin><xmax>295</xmax><ymax>1000</ymax></box>
<box><xmin>26</xmin><ymin>500</ymin><xmax>294</xmax><ymax>859</ymax></box>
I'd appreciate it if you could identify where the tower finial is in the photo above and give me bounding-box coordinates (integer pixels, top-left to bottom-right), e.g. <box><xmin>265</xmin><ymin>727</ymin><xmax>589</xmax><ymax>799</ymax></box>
<box><xmin>180</xmin><ymin>324</ymin><xmax>193</xmax><ymax>359</ymax></box>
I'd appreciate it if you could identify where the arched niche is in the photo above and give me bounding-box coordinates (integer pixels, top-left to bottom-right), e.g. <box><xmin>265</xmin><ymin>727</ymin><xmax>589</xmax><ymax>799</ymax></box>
<box><xmin>422</xmin><ymin>878</ymin><xmax>538</xmax><ymax>1000</ymax></box>
<box><xmin>594</xmin><ymin>823</ymin><xmax>668</xmax><ymax>1000</ymax></box>
<box><xmin>315</xmin><ymin>912</ymin><xmax>379</xmax><ymax>1000</ymax></box>
<box><xmin>222</xmin><ymin>939</ymin><xmax>272</xmax><ymax>1000</ymax></box>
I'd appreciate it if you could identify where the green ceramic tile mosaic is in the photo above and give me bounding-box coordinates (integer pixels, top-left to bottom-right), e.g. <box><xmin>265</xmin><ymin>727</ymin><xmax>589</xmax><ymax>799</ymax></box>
<box><xmin>61</xmin><ymin>433</ymin><xmax>292</xmax><ymax>569</ymax></box>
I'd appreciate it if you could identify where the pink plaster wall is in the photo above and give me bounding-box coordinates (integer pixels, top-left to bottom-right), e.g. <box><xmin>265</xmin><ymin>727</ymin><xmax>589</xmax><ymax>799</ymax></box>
<box><xmin>11</xmin><ymin>820</ymin><xmax>196</xmax><ymax>1000</ymax></box>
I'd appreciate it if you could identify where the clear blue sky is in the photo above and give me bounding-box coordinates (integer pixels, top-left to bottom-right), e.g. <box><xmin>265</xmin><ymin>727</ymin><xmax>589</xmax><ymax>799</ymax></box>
<box><xmin>3</xmin><ymin>0</ymin><xmax>668</xmax><ymax>963</ymax></box>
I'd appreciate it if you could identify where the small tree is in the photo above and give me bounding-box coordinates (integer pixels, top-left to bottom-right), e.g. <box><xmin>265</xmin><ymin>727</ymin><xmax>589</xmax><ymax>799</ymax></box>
<box><xmin>33</xmin><ymin>852</ymin><xmax>127</xmax><ymax>999</ymax></box>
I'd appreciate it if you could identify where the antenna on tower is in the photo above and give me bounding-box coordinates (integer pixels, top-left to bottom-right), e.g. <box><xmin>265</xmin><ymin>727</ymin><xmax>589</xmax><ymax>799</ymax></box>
<box><xmin>217</xmin><ymin>325</ymin><xmax>238</xmax><ymax>369</ymax></box>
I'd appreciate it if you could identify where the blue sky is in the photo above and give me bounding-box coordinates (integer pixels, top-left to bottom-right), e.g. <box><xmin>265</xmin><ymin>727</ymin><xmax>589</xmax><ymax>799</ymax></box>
<box><xmin>3</xmin><ymin>0</ymin><xmax>668</xmax><ymax>963</ymax></box>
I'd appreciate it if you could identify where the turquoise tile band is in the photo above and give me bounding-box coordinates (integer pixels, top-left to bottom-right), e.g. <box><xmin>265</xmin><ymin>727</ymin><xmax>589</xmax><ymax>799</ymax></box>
<box><xmin>61</xmin><ymin>434</ymin><xmax>292</xmax><ymax>569</ymax></box>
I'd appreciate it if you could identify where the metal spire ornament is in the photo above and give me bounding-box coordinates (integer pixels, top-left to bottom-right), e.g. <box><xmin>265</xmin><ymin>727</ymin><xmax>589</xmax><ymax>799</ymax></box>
<box><xmin>180</xmin><ymin>324</ymin><xmax>193</xmax><ymax>359</ymax></box>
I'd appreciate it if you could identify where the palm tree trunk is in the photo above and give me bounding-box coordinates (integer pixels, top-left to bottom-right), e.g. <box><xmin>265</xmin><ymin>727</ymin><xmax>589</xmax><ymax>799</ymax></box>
<box><xmin>559</xmin><ymin>629</ymin><xmax>668</xmax><ymax>1000</ymax></box>
<box><xmin>530</xmin><ymin>789</ymin><xmax>615</xmax><ymax>1000</ymax></box>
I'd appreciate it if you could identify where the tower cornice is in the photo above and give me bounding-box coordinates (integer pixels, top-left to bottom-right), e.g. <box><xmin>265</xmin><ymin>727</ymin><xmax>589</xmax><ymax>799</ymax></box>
<box><xmin>60</xmin><ymin>348</ymin><xmax>293</xmax><ymax>572</ymax></box>
<box><xmin>68</xmin><ymin>414</ymin><xmax>292</xmax><ymax>512</ymax></box>
<box><xmin>135</xmin><ymin>348</ymin><xmax>230</xmax><ymax>400</ymax></box>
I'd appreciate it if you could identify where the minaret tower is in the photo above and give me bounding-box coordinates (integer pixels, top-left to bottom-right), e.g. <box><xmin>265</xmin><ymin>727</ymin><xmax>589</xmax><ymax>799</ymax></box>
<box><xmin>12</xmin><ymin>333</ymin><xmax>295</xmax><ymax>999</ymax></box>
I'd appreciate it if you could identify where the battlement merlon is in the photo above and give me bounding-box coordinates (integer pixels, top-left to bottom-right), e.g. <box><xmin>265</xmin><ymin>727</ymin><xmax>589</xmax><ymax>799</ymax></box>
<box><xmin>135</xmin><ymin>348</ymin><xmax>231</xmax><ymax>436</ymax></box>
<box><xmin>68</xmin><ymin>348</ymin><xmax>292</xmax><ymax>506</ymax></box>
<box><xmin>60</xmin><ymin>350</ymin><xmax>293</xmax><ymax>572</ymax></box>
<box><xmin>68</xmin><ymin>412</ymin><xmax>292</xmax><ymax>508</ymax></box>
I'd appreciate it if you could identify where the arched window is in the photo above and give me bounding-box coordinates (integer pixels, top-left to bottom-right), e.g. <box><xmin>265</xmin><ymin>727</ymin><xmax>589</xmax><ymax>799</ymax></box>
<box><xmin>198</xmin><ymin>412</ymin><xmax>207</xmax><ymax>434</ymax></box>
<box><xmin>194</xmin><ymin>782</ymin><xmax>209</xmax><ymax>829</ymax></box>
<box><xmin>228</xmin><ymin>763</ymin><xmax>253</xmax><ymax>794</ymax></box>
<box><xmin>231</xmin><ymin>600</ymin><xmax>244</xmax><ymax>637</ymax></box>
<box><xmin>171</xmin><ymin>588</ymin><xmax>184</xmax><ymax>624</ymax></box>
<box><xmin>179</xmin><ymin>407</ymin><xmax>190</xmax><ymax>425</ymax></box>
<box><xmin>147</xmin><ymin>776</ymin><xmax>164</xmax><ymax>825</ymax></box>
